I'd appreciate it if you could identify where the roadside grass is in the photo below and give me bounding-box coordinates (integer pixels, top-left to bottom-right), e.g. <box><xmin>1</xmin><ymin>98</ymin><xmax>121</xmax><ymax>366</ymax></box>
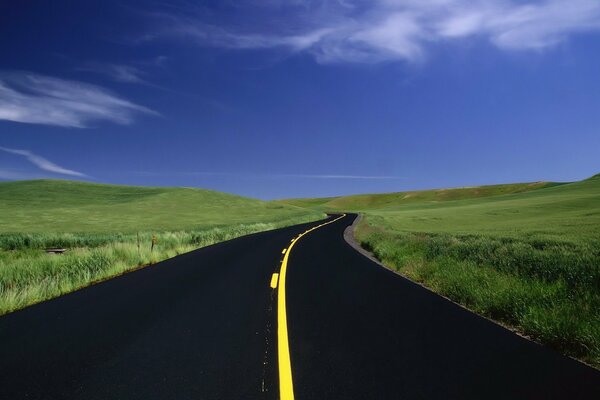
<box><xmin>0</xmin><ymin>216</ymin><xmax>322</xmax><ymax>315</ymax></box>
<box><xmin>0</xmin><ymin>179</ymin><xmax>325</xmax><ymax>315</ymax></box>
<box><xmin>353</xmin><ymin>175</ymin><xmax>600</xmax><ymax>367</ymax></box>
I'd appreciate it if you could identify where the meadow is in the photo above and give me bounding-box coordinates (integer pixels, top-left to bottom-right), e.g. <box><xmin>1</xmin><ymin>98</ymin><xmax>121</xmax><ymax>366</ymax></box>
<box><xmin>0</xmin><ymin>180</ymin><xmax>324</xmax><ymax>315</ymax></box>
<box><xmin>285</xmin><ymin>174</ymin><xmax>600</xmax><ymax>367</ymax></box>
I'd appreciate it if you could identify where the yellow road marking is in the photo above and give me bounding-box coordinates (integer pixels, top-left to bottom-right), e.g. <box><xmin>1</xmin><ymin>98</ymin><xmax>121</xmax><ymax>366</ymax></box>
<box><xmin>277</xmin><ymin>214</ymin><xmax>346</xmax><ymax>400</ymax></box>
<box><xmin>270</xmin><ymin>273</ymin><xmax>279</xmax><ymax>289</ymax></box>
<box><xmin>282</xmin><ymin>248</ymin><xmax>287</xmax><ymax>255</ymax></box>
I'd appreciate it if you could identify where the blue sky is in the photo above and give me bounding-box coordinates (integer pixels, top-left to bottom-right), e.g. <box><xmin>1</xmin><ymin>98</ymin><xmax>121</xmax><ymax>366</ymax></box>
<box><xmin>1</xmin><ymin>0</ymin><xmax>600</xmax><ymax>199</ymax></box>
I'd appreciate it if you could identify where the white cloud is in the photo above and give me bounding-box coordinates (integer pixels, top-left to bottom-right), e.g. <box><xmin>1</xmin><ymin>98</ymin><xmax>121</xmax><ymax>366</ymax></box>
<box><xmin>0</xmin><ymin>72</ymin><xmax>158</xmax><ymax>127</ymax></box>
<box><xmin>487</xmin><ymin>0</ymin><xmax>600</xmax><ymax>49</ymax></box>
<box><xmin>151</xmin><ymin>0</ymin><xmax>600</xmax><ymax>63</ymax></box>
<box><xmin>272</xmin><ymin>173</ymin><xmax>403</xmax><ymax>180</ymax></box>
<box><xmin>130</xmin><ymin>170</ymin><xmax>403</xmax><ymax>180</ymax></box>
<box><xmin>0</xmin><ymin>146</ymin><xmax>86</xmax><ymax>177</ymax></box>
<box><xmin>78</xmin><ymin>63</ymin><xmax>146</xmax><ymax>83</ymax></box>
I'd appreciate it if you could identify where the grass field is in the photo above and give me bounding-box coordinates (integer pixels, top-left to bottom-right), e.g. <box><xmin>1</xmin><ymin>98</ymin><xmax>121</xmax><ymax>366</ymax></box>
<box><xmin>0</xmin><ymin>179</ymin><xmax>319</xmax><ymax>232</ymax></box>
<box><xmin>0</xmin><ymin>180</ymin><xmax>324</xmax><ymax>315</ymax></box>
<box><xmin>276</xmin><ymin>181</ymin><xmax>561</xmax><ymax>210</ymax></box>
<box><xmin>285</xmin><ymin>174</ymin><xmax>600</xmax><ymax>367</ymax></box>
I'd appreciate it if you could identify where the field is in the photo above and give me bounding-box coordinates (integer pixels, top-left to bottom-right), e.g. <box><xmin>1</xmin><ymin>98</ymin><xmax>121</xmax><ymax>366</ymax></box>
<box><xmin>0</xmin><ymin>180</ymin><xmax>324</xmax><ymax>315</ymax></box>
<box><xmin>276</xmin><ymin>181</ymin><xmax>560</xmax><ymax>210</ymax></box>
<box><xmin>283</xmin><ymin>174</ymin><xmax>600</xmax><ymax>367</ymax></box>
<box><xmin>0</xmin><ymin>179</ymin><xmax>319</xmax><ymax>232</ymax></box>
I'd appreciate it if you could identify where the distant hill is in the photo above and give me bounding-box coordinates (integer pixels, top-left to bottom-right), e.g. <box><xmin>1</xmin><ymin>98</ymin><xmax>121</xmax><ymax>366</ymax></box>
<box><xmin>277</xmin><ymin>181</ymin><xmax>563</xmax><ymax>211</ymax></box>
<box><xmin>279</xmin><ymin>174</ymin><xmax>599</xmax><ymax>241</ymax></box>
<box><xmin>0</xmin><ymin>179</ymin><xmax>321</xmax><ymax>233</ymax></box>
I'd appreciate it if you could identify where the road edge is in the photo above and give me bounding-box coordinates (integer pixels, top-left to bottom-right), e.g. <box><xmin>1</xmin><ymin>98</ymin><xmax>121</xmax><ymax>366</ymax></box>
<box><xmin>342</xmin><ymin>213</ymin><xmax>600</xmax><ymax>372</ymax></box>
<box><xmin>342</xmin><ymin>213</ymin><xmax>535</xmax><ymax>337</ymax></box>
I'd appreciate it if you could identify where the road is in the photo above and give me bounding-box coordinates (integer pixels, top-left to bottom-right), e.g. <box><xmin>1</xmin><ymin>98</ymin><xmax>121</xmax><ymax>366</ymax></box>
<box><xmin>0</xmin><ymin>214</ymin><xmax>599</xmax><ymax>399</ymax></box>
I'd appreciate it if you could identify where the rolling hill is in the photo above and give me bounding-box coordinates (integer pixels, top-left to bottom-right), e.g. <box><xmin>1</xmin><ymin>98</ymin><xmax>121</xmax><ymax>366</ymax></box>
<box><xmin>276</xmin><ymin>181</ymin><xmax>563</xmax><ymax>211</ymax></box>
<box><xmin>359</xmin><ymin>174</ymin><xmax>600</xmax><ymax>241</ymax></box>
<box><xmin>0</xmin><ymin>179</ymin><xmax>322</xmax><ymax>233</ymax></box>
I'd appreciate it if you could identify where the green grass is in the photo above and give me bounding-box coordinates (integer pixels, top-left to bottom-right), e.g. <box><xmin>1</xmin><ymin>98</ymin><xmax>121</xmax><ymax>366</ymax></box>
<box><xmin>0</xmin><ymin>179</ymin><xmax>324</xmax><ymax>315</ymax></box>
<box><xmin>0</xmin><ymin>179</ymin><xmax>319</xmax><ymax>232</ymax></box>
<box><xmin>277</xmin><ymin>181</ymin><xmax>560</xmax><ymax>211</ymax></box>
<box><xmin>360</xmin><ymin>176</ymin><xmax>600</xmax><ymax>242</ymax></box>
<box><xmin>291</xmin><ymin>174</ymin><xmax>600</xmax><ymax>367</ymax></box>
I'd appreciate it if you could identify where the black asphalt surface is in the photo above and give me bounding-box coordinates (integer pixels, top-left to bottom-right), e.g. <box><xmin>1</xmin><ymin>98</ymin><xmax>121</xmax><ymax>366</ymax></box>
<box><xmin>0</xmin><ymin>214</ymin><xmax>599</xmax><ymax>399</ymax></box>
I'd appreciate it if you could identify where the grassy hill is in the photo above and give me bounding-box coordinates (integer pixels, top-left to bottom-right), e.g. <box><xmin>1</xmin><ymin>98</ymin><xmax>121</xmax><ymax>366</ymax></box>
<box><xmin>360</xmin><ymin>177</ymin><xmax>600</xmax><ymax>242</ymax></box>
<box><xmin>0</xmin><ymin>179</ymin><xmax>324</xmax><ymax>315</ymax></box>
<box><xmin>0</xmin><ymin>179</ymin><xmax>320</xmax><ymax>233</ymax></box>
<box><xmin>277</xmin><ymin>181</ymin><xmax>561</xmax><ymax>211</ymax></box>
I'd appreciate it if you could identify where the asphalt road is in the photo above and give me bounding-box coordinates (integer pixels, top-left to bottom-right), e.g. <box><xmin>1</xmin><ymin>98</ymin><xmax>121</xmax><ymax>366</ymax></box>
<box><xmin>0</xmin><ymin>214</ymin><xmax>599</xmax><ymax>399</ymax></box>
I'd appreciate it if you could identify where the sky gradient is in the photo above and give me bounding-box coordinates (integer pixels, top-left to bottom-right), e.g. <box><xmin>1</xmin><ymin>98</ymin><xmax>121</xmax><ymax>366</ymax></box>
<box><xmin>1</xmin><ymin>0</ymin><xmax>600</xmax><ymax>199</ymax></box>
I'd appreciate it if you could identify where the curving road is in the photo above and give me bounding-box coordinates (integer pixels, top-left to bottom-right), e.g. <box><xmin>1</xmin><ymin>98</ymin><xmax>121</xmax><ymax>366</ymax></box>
<box><xmin>0</xmin><ymin>214</ymin><xmax>599</xmax><ymax>399</ymax></box>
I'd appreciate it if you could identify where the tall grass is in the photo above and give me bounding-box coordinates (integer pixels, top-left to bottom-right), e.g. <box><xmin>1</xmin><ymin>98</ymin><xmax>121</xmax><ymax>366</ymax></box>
<box><xmin>355</xmin><ymin>219</ymin><xmax>600</xmax><ymax>367</ymax></box>
<box><xmin>0</xmin><ymin>214</ymin><xmax>322</xmax><ymax>315</ymax></box>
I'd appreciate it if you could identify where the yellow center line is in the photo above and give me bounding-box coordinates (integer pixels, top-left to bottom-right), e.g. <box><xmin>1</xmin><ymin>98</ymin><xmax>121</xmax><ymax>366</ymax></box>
<box><xmin>277</xmin><ymin>214</ymin><xmax>346</xmax><ymax>400</ymax></box>
<box><xmin>270</xmin><ymin>273</ymin><xmax>279</xmax><ymax>289</ymax></box>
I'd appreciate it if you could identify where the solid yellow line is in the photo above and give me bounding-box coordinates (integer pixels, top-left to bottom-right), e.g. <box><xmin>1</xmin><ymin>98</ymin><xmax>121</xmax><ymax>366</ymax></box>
<box><xmin>270</xmin><ymin>273</ymin><xmax>279</xmax><ymax>289</ymax></box>
<box><xmin>277</xmin><ymin>214</ymin><xmax>346</xmax><ymax>400</ymax></box>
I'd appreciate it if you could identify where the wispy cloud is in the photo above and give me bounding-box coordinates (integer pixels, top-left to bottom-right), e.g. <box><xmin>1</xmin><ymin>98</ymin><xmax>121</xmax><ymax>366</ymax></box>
<box><xmin>271</xmin><ymin>173</ymin><xmax>403</xmax><ymax>180</ymax></box>
<box><xmin>0</xmin><ymin>146</ymin><xmax>86</xmax><ymax>177</ymax></box>
<box><xmin>146</xmin><ymin>0</ymin><xmax>600</xmax><ymax>63</ymax></box>
<box><xmin>0</xmin><ymin>71</ymin><xmax>158</xmax><ymax>127</ymax></box>
<box><xmin>78</xmin><ymin>63</ymin><xmax>147</xmax><ymax>83</ymax></box>
<box><xmin>129</xmin><ymin>170</ymin><xmax>403</xmax><ymax>180</ymax></box>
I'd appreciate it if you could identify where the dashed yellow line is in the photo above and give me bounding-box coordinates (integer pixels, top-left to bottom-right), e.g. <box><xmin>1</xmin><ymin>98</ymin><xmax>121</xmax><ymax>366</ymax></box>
<box><xmin>276</xmin><ymin>214</ymin><xmax>346</xmax><ymax>400</ymax></box>
<box><xmin>270</xmin><ymin>273</ymin><xmax>279</xmax><ymax>289</ymax></box>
